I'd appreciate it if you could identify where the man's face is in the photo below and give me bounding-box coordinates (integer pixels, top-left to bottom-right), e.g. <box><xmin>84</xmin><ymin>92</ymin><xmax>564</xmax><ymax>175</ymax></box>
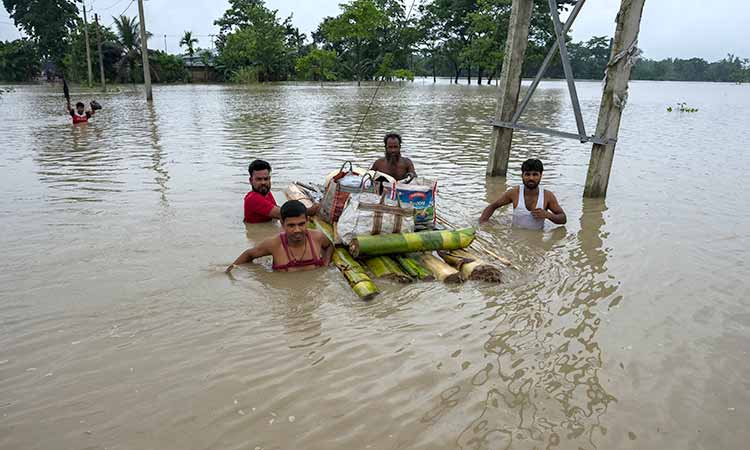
<box><xmin>385</xmin><ymin>137</ymin><xmax>401</xmax><ymax>162</ymax></box>
<box><xmin>282</xmin><ymin>215</ymin><xmax>308</xmax><ymax>244</ymax></box>
<box><xmin>522</xmin><ymin>171</ymin><xmax>542</xmax><ymax>190</ymax></box>
<box><xmin>250</xmin><ymin>169</ymin><xmax>271</xmax><ymax>195</ymax></box>
<box><xmin>76</xmin><ymin>105</ymin><xmax>85</xmax><ymax>115</ymax></box>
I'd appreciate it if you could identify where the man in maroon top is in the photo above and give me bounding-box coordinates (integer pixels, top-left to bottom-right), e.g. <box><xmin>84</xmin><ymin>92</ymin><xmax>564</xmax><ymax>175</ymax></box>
<box><xmin>244</xmin><ymin>160</ymin><xmax>319</xmax><ymax>223</ymax></box>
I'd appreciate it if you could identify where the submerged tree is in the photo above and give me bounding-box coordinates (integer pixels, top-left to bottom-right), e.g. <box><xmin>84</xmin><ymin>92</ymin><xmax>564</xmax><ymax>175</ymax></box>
<box><xmin>214</xmin><ymin>0</ymin><xmax>302</xmax><ymax>81</ymax></box>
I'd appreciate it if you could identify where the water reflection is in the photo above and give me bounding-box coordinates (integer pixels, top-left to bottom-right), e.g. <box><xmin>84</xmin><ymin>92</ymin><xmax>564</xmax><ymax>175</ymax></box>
<box><xmin>146</xmin><ymin>103</ymin><xmax>170</xmax><ymax>207</ymax></box>
<box><xmin>34</xmin><ymin>120</ymin><xmax>124</xmax><ymax>203</ymax></box>
<box><xmin>444</xmin><ymin>200</ymin><xmax>618</xmax><ymax>450</ymax></box>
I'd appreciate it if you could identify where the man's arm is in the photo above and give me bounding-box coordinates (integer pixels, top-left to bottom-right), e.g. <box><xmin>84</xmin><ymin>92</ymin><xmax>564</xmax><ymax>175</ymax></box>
<box><xmin>479</xmin><ymin>189</ymin><xmax>514</xmax><ymax>223</ymax></box>
<box><xmin>66</xmin><ymin>98</ymin><xmax>72</xmax><ymax>113</ymax></box>
<box><xmin>226</xmin><ymin>239</ymin><xmax>272</xmax><ymax>273</ymax></box>
<box><xmin>405</xmin><ymin>158</ymin><xmax>417</xmax><ymax>181</ymax></box>
<box><xmin>267</xmin><ymin>206</ymin><xmax>281</xmax><ymax>220</ymax></box>
<box><xmin>531</xmin><ymin>191</ymin><xmax>566</xmax><ymax>224</ymax></box>
<box><xmin>318</xmin><ymin>232</ymin><xmax>333</xmax><ymax>265</ymax></box>
<box><xmin>306</xmin><ymin>203</ymin><xmax>320</xmax><ymax>217</ymax></box>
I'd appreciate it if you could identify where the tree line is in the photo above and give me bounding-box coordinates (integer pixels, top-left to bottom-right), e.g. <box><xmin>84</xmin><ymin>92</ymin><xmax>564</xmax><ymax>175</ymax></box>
<box><xmin>2</xmin><ymin>0</ymin><xmax>749</xmax><ymax>84</ymax></box>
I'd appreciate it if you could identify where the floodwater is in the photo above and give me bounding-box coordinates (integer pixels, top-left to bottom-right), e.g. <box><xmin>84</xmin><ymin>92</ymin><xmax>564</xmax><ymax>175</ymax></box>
<box><xmin>0</xmin><ymin>79</ymin><xmax>748</xmax><ymax>450</ymax></box>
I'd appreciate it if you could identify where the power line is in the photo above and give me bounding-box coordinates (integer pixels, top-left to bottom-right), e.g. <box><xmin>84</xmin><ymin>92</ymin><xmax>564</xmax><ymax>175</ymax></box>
<box><xmin>96</xmin><ymin>0</ymin><xmax>128</xmax><ymax>12</ymax></box>
<box><xmin>106</xmin><ymin>0</ymin><xmax>135</xmax><ymax>27</ymax></box>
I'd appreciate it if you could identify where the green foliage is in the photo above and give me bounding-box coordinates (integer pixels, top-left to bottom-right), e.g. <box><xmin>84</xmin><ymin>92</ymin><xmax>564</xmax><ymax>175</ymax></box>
<box><xmin>150</xmin><ymin>51</ymin><xmax>188</xmax><ymax>83</ymax></box>
<box><xmin>2</xmin><ymin>0</ymin><xmax>78</xmax><ymax>64</ymax></box>
<box><xmin>0</xmin><ymin>39</ymin><xmax>40</xmax><ymax>81</ymax></box>
<box><xmin>229</xmin><ymin>66</ymin><xmax>259</xmax><ymax>83</ymax></box>
<box><xmin>315</xmin><ymin>0</ymin><xmax>405</xmax><ymax>84</ymax></box>
<box><xmin>61</xmin><ymin>22</ymin><xmax>120</xmax><ymax>83</ymax></box>
<box><xmin>633</xmin><ymin>54</ymin><xmax>750</xmax><ymax>83</ymax></box>
<box><xmin>393</xmin><ymin>68</ymin><xmax>414</xmax><ymax>81</ymax></box>
<box><xmin>112</xmin><ymin>15</ymin><xmax>146</xmax><ymax>83</ymax></box>
<box><xmin>180</xmin><ymin>31</ymin><xmax>198</xmax><ymax>60</ymax></box>
<box><xmin>566</xmin><ymin>36</ymin><xmax>610</xmax><ymax>80</ymax></box>
<box><xmin>295</xmin><ymin>48</ymin><xmax>337</xmax><ymax>81</ymax></box>
<box><xmin>214</xmin><ymin>0</ymin><xmax>303</xmax><ymax>81</ymax></box>
<box><xmin>667</xmin><ymin>102</ymin><xmax>698</xmax><ymax>113</ymax></box>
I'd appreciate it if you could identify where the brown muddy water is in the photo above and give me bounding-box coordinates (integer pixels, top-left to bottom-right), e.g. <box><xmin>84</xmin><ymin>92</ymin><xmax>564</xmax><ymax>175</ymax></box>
<box><xmin>0</xmin><ymin>79</ymin><xmax>749</xmax><ymax>450</ymax></box>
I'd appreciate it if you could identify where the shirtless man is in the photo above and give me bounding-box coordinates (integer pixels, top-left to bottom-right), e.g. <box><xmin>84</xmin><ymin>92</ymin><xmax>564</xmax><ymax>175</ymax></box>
<box><xmin>227</xmin><ymin>200</ymin><xmax>332</xmax><ymax>273</ymax></box>
<box><xmin>479</xmin><ymin>158</ymin><xmax>566</xmax><ymax>230</ymax></box>
<box><xmin>370</xmin><ymin>133</ymin><xmax>417</xmax><ymax>182</ymax></box>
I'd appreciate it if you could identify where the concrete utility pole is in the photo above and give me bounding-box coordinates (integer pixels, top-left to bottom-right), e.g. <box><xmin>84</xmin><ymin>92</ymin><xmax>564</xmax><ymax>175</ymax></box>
<box><xmin>137</xmin><ymin>0</ymin><xmax>153</xmax><ymax>101</ymax></box>
<box><xmin>584</xmin><ymin>0</ymin><xmax>646</xmax><ymax>197</ymax></box>
<box><xmin>81</xmin><ymin>1</ymin><xmax>93</xmax><ymax>87</ymax></box>
<box><xmin>94</xmin><ymin>14</ymin><xmax>106</xmax><ymax>92</ymax></box>
<box><xmin>164</xmin><ymin>34</ymin><xmax>167</xmax><ymax>52</ymax></box>
<box><xmin>486</xmin><ymin>0</ymin><xmax>534</xmax><ymax>176</ymax></box>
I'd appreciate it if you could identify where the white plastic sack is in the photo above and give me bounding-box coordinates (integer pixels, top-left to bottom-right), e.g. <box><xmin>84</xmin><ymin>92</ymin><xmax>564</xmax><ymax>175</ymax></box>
<box><xmin>337</xmin><ymin>192</ymin><xmax>414</xmax><ymax>246</ymax></box>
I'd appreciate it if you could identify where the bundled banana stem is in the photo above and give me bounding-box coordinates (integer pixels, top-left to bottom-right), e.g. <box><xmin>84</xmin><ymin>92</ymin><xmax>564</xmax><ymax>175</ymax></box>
<box><xmin>408</xmin><ymin>252</ymin><xmax>462</xmax><ymax>284</ymax></box>
<box><xmin>350</xmin><ymin>228</ymin><xmax>475</xmax><ymax>257</ymax></box>
<box><xmin>438</xmin><ymin>249</ymin><xmax>503</xmax><ymax>283</ymax></box>
<box><xmin>332</xmin><ymin>248</ymin><xmax>379</xmax><ymax>300</ymax></box>
<box><xmin>365</xmin><ymin>256</ymin><xmax>413</xmax><ymax>283</ymax></box>
<box><xmin>395</xmin><ymin>255</ymin><xmax>435</xmax><ymax>281</ymax></box>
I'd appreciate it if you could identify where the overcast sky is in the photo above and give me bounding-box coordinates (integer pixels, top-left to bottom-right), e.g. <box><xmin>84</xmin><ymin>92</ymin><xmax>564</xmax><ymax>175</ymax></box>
<box><xmin>1</xmin><ymin>0</ymin><xmax>748</xmax><ymax>61</ymax></box>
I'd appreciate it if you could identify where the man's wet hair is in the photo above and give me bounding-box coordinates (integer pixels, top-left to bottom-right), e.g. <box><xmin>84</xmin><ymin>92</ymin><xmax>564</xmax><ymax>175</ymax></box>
<box><xmin>75</xmin><ymin>102</ymin><xmax>85</xmax><ymax>108</ymax></box>
<box><xmin>383</xmin><ymin>132</ymin><xmax>402</xmax><ymax>147</ymax></box>
<box><xmin>280</xmin><ymin>200</ymin><xmax>307</xmax><ymax>221</ymax></box>
<box><xmin>248</xmin><ymin>159</ymin><xmax>271</xmax><ymax>177</ymax></box>
<box><xmin>521</xmin><ymin>158</ymin><xmax>544</xmax><ymax>173</ymax></box>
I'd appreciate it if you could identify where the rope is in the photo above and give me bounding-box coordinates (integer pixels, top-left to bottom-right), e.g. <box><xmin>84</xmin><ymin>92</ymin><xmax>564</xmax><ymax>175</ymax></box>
<box><xmin>348</xmin><ymin>0</ymin><xmax>421</xmax><ymax>150</ymax></box>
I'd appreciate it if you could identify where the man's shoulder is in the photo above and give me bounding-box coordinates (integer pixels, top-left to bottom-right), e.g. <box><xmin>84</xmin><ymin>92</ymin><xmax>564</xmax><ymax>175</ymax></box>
<box><xmin>371</xmin><ymin>157</ymin><xmax>387</xmax><ymax>167</ymax></box>
<box><xmin>245</xmin><ymin>191</ymin><xmax>275</xmax><ymax>202</ymax></box>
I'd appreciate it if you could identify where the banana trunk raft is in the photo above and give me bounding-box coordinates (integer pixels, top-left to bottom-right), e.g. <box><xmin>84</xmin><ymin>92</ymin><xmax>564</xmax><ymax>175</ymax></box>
<box><xmin>285</xmin><ymin>183</ymin><xmax>503</xmax><ymax>300</ymax></box>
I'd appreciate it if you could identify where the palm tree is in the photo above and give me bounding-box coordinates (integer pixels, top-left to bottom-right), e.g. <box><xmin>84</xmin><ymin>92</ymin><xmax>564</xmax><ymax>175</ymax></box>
<box><xmin>112</xmin><ymin>15</ymin><xmax>153</xmax><ymax>83</ymax></box>
<box><xmin>179</xmin><ymin>31</ymin><xmax>199</xmax><ymax>82</ymax></box>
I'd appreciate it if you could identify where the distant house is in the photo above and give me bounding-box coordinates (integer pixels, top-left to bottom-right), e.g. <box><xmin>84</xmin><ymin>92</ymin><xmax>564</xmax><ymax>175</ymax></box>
<box><xmin>181</xmin><ymin>52</ymin><xmax>219</xmax><ymax>82</ymax></box>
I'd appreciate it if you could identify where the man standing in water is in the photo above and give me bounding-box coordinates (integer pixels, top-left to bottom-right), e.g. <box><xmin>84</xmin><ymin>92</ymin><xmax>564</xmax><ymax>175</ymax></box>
<box><xmin>66</xmin><ymin>99</ymin><xmax>97</xmax><ymax>124</ymax></box>
<box><xmin>479</xmin><ymin>158</ymin><xmax>566</xmax><ymax>229</ymax></box>
<box><xmin>370</xmin><ymin>133</ymin><xmax>417</xmax><ymax>182</ymax></box>
<box><xmin>227</xmin><ymin>200</ymin><xmax>332</xmax><ymax>273</ymax></box>
<box><xmin>244</xmin><ymin>159</ymin><xmax>319</xmax><ymax>223</ymax></box>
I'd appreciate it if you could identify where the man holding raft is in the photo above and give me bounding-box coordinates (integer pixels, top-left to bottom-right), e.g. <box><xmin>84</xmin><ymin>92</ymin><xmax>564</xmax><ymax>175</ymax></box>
<box><xmin>370</xmin><ymin>133</ymin><xmax>417</xmax><ymax>182</ymax></box>
<box><xmin>479</xmin><ymin>158</ymin><xmax>566</xmax><ymax>230</ymax></box>
<box><xmin>244</xmin><ymin>159</ymin><xmax>320</xmax><ymax>223</ymax></box>
<box><xmin>227</xmin><ymin>200</ymin><xmax>332</xmax><ymax>273</ymax></box>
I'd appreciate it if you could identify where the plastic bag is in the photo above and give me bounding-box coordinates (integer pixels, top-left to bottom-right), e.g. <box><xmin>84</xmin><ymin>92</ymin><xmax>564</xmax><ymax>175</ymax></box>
<box><xmin>338</xmin><ymin>187</ymin><xmax>414</xmax><ymax>246</ymax></box>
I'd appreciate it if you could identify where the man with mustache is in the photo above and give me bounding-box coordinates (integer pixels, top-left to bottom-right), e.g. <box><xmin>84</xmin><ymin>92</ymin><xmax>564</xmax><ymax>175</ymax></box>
<box><xmin>370</xmin><ymin>133</ymin><xmax>417</xmax><ymax>182</ymax></box>
<box><xmin>479</xmin><ymin>158</ymin><xmax>566</xmax><ymax>230</ymax></box>
<box><xmin>227</xmin><ymin>200</ymin><xmax>332</xmax><ymax>273</ymax></box>
<box><xmin>244</xmin><ymin>159</ymin><xmax>319</xmax><ymax>223</ymax></box>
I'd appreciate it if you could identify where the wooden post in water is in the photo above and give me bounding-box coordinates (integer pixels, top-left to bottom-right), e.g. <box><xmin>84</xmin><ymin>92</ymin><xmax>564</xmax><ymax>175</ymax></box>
<box><xmin>81</xmin><ymin>2</ymin><xmax>93</xmax><ymax>88</ymax></box>
<box><xmin>137</xmin><ymin>0</ymin><xmax>153</xmax><ymax>102</ymax></box>
<box><xmin>94</xmin><ymin>14</ymin><xmax>106</xmax><ymax>92</ymax></box>
<box><xmin>584</xmin><ymin>0</ymin><xmax>647</xmax><ymax>197</ymax></box>
<box><xmin>486</xmin><ymin>0</ymin><xmax>534</xmax><ymax>177</ymax></box>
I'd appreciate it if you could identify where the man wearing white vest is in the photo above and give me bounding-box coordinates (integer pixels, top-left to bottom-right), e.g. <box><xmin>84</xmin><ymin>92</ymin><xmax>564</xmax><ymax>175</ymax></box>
<box><xmin>479</xmin><ymin>159</ymin><xmax>566</xmax><ymax>229</ymax></box>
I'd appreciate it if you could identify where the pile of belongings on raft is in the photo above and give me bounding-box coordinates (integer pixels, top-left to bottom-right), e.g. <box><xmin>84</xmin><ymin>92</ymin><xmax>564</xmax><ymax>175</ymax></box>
<box><xmin>286</xmin><ymin>161</ymin><xmax>504</xmax><ymax>301</ymax></box>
